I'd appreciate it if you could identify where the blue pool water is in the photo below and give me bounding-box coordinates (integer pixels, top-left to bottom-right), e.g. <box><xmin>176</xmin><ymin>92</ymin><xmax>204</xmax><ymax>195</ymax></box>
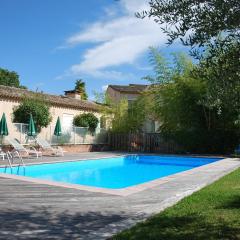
<box><xmin>0</xmin><ymin>155</ymin><xmax>221</xmax><ymax>189</ymax></box>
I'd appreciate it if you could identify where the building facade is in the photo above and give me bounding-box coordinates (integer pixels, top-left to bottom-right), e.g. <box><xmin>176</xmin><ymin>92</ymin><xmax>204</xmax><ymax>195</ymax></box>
<box><xmin>106</xmin><ymin>84</ymin><xmax>160</xmax><ymax>133</ymax></box>
<box><xmin>107</xmin><ymin>84</ymin><xmax>148</xmax><ymax>106</ymax></box>
<box><xmin>0</xmin><ymin>85</ymin><xmax>105</xmax><ymax>145</ymax></box>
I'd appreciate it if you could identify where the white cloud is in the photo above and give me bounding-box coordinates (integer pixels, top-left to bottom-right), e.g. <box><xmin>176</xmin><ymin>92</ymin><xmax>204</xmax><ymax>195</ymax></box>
<box><xmin>103</xmin><ymin>5</ymin><xmax>119</xmax><ymax>18</ymax></box>
<box><xmin>79</xmin><ymin>69</ymin><xmax>135</xmax><ymax>81</ymax></box>
<box><xmin>102</xmin><ymin>85</ymin><xmax>108</xmax><ymax>91</ymax></box>
<box><xmin>63</xmin><ymin>0</ymin><xmax>167</xmax><ymax>78</ymax></box>
<box><xmin>121</xmin><ymin>0</ymin><xmax>149</xmax><ymax>14</ymax></box>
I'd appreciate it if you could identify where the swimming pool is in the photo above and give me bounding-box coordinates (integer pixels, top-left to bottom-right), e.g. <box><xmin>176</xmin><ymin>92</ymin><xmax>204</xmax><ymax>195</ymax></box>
<box><xmin>0</xmin><ymin>155</ymin><xmax>221</xmax><ymax>189</ymax></box>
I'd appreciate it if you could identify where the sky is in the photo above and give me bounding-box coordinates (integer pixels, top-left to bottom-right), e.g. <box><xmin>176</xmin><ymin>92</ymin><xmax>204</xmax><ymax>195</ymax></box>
<box><xmin>0</xmin><ymin>0</ymin><xmax>188</xmax><ymax>99</ymax></box>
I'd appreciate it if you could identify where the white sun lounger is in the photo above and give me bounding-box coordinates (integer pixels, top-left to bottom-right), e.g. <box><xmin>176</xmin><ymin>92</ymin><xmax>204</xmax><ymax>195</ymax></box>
<box><xmin>35</xmin><ymin>137</ymin><xmax>65</xmax><ymax>156</ymax></box>
<box><xmin>6</xmin><ymin>137</ymin><xmax>42</xmax><ymax>159</ymax></box>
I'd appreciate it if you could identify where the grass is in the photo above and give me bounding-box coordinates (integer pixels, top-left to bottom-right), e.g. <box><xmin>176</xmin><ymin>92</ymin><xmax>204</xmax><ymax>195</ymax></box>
<box><xmin>113</xmin><ymin>168</ymin><xmax>240</xmax><ymax>240</ymax></box>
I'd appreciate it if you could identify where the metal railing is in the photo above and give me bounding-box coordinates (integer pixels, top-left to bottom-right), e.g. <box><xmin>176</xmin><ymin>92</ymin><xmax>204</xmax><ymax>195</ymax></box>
<box><xmin>13</xmin><ymin>123</ymin><xmax>108</xmax><ymax>145</ymax></box>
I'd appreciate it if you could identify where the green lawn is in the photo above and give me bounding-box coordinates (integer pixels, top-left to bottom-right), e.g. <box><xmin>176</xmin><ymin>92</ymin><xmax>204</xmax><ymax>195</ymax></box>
<box><xmin>113</xmin><ymin>168</ymin><xmax>240</xmax><ymax>240</ymax></box>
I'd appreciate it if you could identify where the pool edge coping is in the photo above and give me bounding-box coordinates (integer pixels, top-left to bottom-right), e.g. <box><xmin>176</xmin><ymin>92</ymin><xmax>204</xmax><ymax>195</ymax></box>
<box><xmin>0</xmin><ymin>157</ymin><xmax>238</xmax><ymax>196</ymax></box>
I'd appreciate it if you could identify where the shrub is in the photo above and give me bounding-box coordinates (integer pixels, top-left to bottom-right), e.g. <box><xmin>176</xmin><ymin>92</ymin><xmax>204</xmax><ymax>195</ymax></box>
<box><xmin>73</xmin><ymin>113</ymin><xmax>99</xmax><ymax>133</ymax></box>
<box><xmin>13</xmin><ymin>95</ymin><xmax>52</xmax><ymax>132</ymax></box>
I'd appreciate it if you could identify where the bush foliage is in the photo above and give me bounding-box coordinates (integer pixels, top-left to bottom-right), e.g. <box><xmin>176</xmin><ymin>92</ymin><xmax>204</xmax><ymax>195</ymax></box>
<box><xmin>13</xmin><ymin>95</ymin><xmax>52</xmax><ymax>132</ymax></box>
<box><xmin>73</xmin><ymin>113</ymin><xmax>99</xmax><ymax>132</ymax></box>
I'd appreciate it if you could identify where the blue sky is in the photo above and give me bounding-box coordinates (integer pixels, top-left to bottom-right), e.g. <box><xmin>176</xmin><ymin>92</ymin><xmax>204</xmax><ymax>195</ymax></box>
<box><xmin>0</xmin><ymin>0</ymin><xmax>188</xmax><ymax>99</ymax></box>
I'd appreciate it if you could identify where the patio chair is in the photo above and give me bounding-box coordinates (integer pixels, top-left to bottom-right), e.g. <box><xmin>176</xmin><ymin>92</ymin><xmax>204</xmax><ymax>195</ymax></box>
<box><xmin>35</xmin><ymin>136</ymin><xmax>64</xmax><ymax>156</ymax></box>
<box><xmin>6</xmin><ymin>137</ymin><xmax>42</xmax><ymax>159</ymax></box>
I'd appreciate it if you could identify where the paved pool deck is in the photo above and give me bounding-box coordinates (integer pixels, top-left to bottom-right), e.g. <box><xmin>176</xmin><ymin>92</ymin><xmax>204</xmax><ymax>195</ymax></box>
<box><xmin>0</xmin><ymin>152</ymin><xmax>239</xmax><ymax>240</ymax></box>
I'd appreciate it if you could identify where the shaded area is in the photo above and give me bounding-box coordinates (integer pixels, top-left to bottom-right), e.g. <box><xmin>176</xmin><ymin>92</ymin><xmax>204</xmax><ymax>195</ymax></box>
<box><xmin>0</xmin><ymin>208</ymin><xmax>139</xmax><ymax>240</ymax></box>
<box><xmin>112</xmin><ymin>213</ymin><xmax>240</xmax><ymax>240</ymax></box>
<box><xmin>218</xmin><ymin>196</ymin><xmax>240</xmax><ymax>210</ymax></box>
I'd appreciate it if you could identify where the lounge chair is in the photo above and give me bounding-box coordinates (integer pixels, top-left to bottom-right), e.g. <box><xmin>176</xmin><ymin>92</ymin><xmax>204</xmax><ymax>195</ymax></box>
<box><xmin>6</xmin><ymin>137</ymin><xmax>42</xmax><ymax>159</ymax></box>
<box><xmin>35</xmin><ymin>137</ymin><xmax>64</xmax><ymax>156</ymax></box>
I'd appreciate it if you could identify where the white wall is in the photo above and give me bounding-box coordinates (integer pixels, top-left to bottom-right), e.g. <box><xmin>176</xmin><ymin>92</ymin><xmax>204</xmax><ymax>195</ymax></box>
<box><xmin>0</xmin><ymin>97</ymin><xmax>102</xmax><ymax>144</ymax></box>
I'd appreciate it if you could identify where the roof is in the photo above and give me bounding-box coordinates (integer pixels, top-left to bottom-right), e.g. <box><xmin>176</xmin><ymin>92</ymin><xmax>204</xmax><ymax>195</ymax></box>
<box><xmin>108</xmin><ymin>84</ymin><xmax>148</xmax><ymax>93</ymax></box>
<box><xmin>0</xmin><ymin>85</ymin><xmax>100</xmax><ymax>111</ymax></box>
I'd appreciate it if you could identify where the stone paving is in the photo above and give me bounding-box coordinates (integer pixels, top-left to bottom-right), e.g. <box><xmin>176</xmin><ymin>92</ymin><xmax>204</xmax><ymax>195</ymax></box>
<box><xmin>0</xmin><ymin>152</ymin><xmax>239</xmax><ymax>240</ymax></box>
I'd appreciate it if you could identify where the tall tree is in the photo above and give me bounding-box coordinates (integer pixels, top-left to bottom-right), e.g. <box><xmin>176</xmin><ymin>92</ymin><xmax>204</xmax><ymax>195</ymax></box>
<box><xmin>138</xmin><ymin>0</ymin><xmax>240</xmax><ymax>142</ymax></box>
<box><xmin>0</xmin><ymin>68</ymin><xmax>26</xmax><ymax>88</ymax></box>
<box><xmin>75</xmin><ymin>79</ymin><xmax>88</xmax><ymax>100</ymax></box>
<box><xmin>146</xmin><ymin>49</ymin><xmax>239</xmax><ymax>153</ymax></box>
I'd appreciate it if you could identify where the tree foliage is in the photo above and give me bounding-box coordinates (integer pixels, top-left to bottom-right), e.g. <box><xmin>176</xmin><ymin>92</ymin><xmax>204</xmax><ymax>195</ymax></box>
<box><xmin>73</xmin><ymin>113</ymin><xmax>99</xmax><ymax>132</ymax></box>
<box><xmin>144</xmin><ymin>48</ymin><xmax>193</xmax><ymax>83</ymax></box>
<box><xmin>75</xmin><ymin>79</ymin><xmax>88</xmax><ymax>100</ymax></box>
<box><xmin>13</xmin><ymin>95</ymin><xmax>52</xmax><ymax>132</ymax></box>
<box><xmin>194</xmin><ymin>42</ymin><xmax>240</xmax><ymax>115</ymax></box>
<box><xmin>95</xmin><ymin>89</ymin><xmax>152</xmax><ymax>134</ymax></box>
<box><xmin>139</xmin><ymin>1</ymin><xmax>240</xmax><ymax>109</ymax></box>
<box><xmin>110</xmin><ymin>97</ymin><xmax>149</xmax><ymax>133</ymax></box>
<box><xmin>137</xmin><ymin>0</ymin><xmax>240</xmax><ymax>49</ymax></box>
<box><xmin>0</xmin><ymin>68</ymin><xmax>26</xmax><ymax>88</ymax></box>
<box><xmin>147</xmin><ymin>49</ymin><xmax>239</xmax><ymax>153</ymax></box>
<box><xmin>137</xmin><ymin>0</ymin><xmax>240</xmax><ymax>153</ymax></box>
